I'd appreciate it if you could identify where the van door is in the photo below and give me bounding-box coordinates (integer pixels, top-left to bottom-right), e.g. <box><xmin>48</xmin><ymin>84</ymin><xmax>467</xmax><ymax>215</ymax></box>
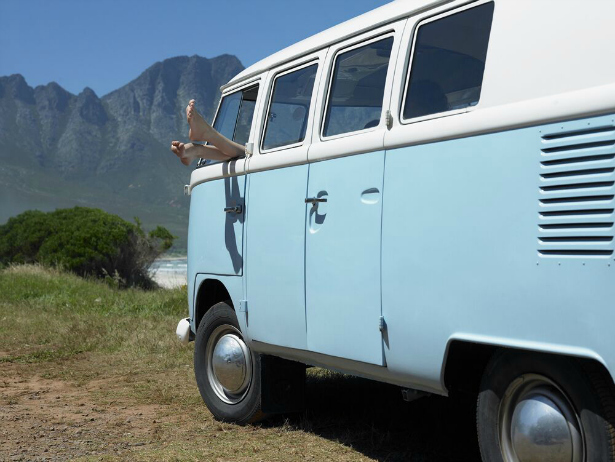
<box><xmin>305</xmin><ymin>152</ymin><xmax>385</xmax><ymax>365</ymax></box>
<box><xmin>305</xmin><ymin>25</ymin><xmax>403</xmax><ymax>365</ymax></box>
<box><xmin>188</xmin><ymin>84</ymin><xmax>259</xmax><ymax>277</ymax></box>
<box><xmin>245</xmin><ymin>54</ymin><xmax>325</xmax><ymax>350</ymax></box>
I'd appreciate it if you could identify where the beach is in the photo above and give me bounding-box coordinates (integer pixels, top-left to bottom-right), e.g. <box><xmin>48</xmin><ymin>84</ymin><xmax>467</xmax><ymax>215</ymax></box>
<box><xmin>150</xmin><ymin>257</ymin><xmax>187</xmax><ymax>288</ymax></box>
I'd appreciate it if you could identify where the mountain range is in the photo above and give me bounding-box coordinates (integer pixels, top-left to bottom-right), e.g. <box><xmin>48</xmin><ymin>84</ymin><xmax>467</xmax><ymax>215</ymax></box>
<box><xmin>0</xmin><ymin>54</ymin><xmax>245</xmax><ymax>251</ymax></box>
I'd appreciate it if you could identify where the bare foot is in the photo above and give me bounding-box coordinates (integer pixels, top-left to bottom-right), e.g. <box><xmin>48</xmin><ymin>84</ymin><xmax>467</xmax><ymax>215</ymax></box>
<box><xmin>186</xmin><ymin>99</ymin><xmax>213</xmax><ymax>142</ymax></box>
<box><xmin>170</xmin><ymin>141</ymin><xmax>195</xmax><ymax>166</ymax></box>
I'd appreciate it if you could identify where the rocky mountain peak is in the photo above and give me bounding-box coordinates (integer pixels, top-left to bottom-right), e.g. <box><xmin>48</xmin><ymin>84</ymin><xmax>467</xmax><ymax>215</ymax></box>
<box><xmin>2</xmin><ymin>74</ymin><xmax>36</xmax><ymax>104</ymax></box>
<box><xmin>76</xmin><ymin>87</ymin><xmax>108</xmax><ymax>126</ymax></box>
<box><xmin>34</xmin><ymin>82</ymin><xmax>73</xmax><ymax>113</ymax></box>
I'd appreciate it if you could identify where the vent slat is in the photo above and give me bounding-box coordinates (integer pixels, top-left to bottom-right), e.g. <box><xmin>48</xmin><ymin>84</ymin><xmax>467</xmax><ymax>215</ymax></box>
<box><xmin>539</xmin><ymin>222</ymin><xmax>613</xmax><ymax>230</ymax></box>
<box><xmin>538</xmin><ymin>249</ymin><xmax>613</xmax><ymax>257</ymax></box>
<box><xmin>540</xmin><ymin>167</ymin><xmax>614</xmax><ymax>179</ymax></box>
<box><xmin>539</xmin><ymin>201</ymin><xmax>615</xmax><ymax>214</ymax></box>
<box><xmin>541</xmin><ymin>153</ymin><xmax>615</xmax><ymax>167</ymax></box>
<box><xmin>539</xmin><ymin>214</ymin><xmax>614</xmax><ymax>224</ymax></box>
<box><xmin>539</xmin><ymin>195</ymin><xmax>614</xmax><ymax>205</ymax></box>
<box><xmin>541</xmin><ymin>140</ymin><xmax>615</xmax><ymax>155</ymax></box>
<box><xmin>540</xmin><ymin>181</ymin><xmax>615</xmax><ymax>192</ymax></box>
<box><xmin>539</xmin><ymin>228</ymin><xmax>614</xmax><ymax>238</ymax></box>
<box><xmin>539</xmin><ymin>208</ymin><xmax>614</xmax><ymax>217</ymax></box>
<box><xmin>539</xmin><ymin>236</ymin><xmax>613</xmax><ymax>243</ymax></box>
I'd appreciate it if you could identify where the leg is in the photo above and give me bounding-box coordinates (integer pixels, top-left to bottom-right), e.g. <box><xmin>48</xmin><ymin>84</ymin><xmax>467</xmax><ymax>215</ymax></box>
<box><xmin>171</xmin><ymin>141</ymin><xmax>234</xmax><ymax>166</ymax></box>
<box><xmin>186</xmin><ymin>100</ymin><xmax>245</xmax><ymax>158</ymax></box>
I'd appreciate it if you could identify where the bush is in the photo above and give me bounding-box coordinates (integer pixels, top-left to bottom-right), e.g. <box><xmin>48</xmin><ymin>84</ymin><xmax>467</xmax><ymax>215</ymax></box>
<box><xmin>0</xmin><ymin>207</ymin><xmax>175</xmax><ymax>288</ymax></box>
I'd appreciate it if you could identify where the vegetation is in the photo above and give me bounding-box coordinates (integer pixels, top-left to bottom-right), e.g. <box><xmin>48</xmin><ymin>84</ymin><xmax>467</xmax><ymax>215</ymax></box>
<box><xmin>0</xmin><ymin>207</ymin><xmax>175</xmax><ymax>288</ymax></box>
<box><xmin>0</xmin><ymin>265</ymin><xmax>480</xmax><ymax>461</ymax></box>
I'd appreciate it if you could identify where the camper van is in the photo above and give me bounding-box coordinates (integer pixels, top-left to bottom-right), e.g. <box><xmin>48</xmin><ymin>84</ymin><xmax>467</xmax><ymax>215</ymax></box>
<box><xmin>175</xmin><ymin>0</ymin><xmax>615</xmax><ymax>459</ymax></box>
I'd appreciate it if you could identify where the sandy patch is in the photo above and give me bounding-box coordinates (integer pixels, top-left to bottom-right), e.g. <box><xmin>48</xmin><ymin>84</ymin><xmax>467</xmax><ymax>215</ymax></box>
<box><xmin>152</xmin><ymin>271</ymin><xmax>187</xmax><ymax>289</ymax></box>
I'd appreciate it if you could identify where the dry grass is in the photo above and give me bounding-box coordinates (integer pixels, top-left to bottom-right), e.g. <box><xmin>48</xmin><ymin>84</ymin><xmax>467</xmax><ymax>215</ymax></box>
<box><xmin>0</xmin><ymin>265</ymin><xmax>480</xmax><ymax>461</ymax></box>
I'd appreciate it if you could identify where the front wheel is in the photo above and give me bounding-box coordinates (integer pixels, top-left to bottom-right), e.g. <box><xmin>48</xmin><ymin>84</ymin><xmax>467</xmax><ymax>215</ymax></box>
<box><xmin>194</xmin><ymin>301</ymin><xmax>265</xmax><ymax>424</ymax></box>
<box><xmin>477</xmin><ymin>350</ymin><xmax>615</xmax><ymax>461</ymax></box>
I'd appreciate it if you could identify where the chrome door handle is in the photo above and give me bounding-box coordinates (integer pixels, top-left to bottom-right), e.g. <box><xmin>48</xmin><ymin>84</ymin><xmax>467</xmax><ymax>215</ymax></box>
<box><xmin>305</xmin><ymin>197</ymin><xmax>327</xmax><ymax>204</ymax></box>
<box><xmin>224</xmin><ymin>205</ymin><xmax>242</xmax><ymax>214</ymax></box>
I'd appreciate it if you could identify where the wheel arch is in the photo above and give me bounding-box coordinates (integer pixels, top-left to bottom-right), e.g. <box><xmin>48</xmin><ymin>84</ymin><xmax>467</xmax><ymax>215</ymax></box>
<box><xmin>442</xmin><ymin>335</ymin><xmax>614</xmax><ymax>395</ymax></box>
<box><xmin>194</xmin><ymin>278</ymin><xmax>233</xmax><ymax>332</ymax></box>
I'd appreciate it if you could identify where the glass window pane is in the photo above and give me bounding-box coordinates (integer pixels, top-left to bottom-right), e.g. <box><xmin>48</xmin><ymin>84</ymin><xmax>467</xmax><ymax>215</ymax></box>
<box><xmin>233</xmin><ymin>86</ymin><xmax>258</xmax><ymax>146</ymax></box>
<box><xmin>262</xmin><ymin>64</ymin><xmax>318</xmax><ymax>151</ymax></box>
<box><xmin>403</xmin><ymin>2</ymin><xmax>494</xmax><ymax>120</ymax></box>
<box><xmin>323</xmin><ymin>37</ymin><xmax>394</xmax><ymax>138</ymax></box>
<box><xmin>213</xmin><ymin>91</ymin><xmax>242</xmax><ymax>140</ymax></box>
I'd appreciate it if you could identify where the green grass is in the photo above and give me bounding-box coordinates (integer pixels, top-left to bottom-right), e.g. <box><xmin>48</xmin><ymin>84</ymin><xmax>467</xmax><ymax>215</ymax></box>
<box><xmin>0</xmin><ymin>264</ymin><xmax>187</xmax><ymax>367</ymax></box>
<box><xmin>0</xmin><ymin>265</ymin><xmax>480</xmax><ymax>461</ymax></box>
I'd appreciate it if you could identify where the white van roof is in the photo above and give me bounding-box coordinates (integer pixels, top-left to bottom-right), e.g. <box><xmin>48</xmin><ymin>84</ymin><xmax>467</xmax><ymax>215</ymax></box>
<box><xmin>222</xmin><ymin>0</ymin><xmax>451</xmax><ymax>91</ymax></box>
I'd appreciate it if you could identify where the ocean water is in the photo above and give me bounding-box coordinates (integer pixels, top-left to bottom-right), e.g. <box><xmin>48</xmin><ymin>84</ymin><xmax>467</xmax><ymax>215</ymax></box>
<box><xmin>150</xmin><ymin>258</ymin><xmax>187</xmax><ymax>287</ymax></box>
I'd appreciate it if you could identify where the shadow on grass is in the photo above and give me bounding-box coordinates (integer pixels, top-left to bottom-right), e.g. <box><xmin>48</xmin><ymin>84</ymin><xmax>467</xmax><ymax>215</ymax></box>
<box><xmin>264</xmin><ymin>371</ymin><xmax>481</xmax><ymax>462</ymax></box>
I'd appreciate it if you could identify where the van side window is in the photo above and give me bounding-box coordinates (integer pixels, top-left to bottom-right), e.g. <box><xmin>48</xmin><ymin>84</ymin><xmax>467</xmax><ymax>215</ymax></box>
<box><xmin>233</xmin><ymin>85</ymin><xmax>259</xmax><ymax>146</ymax></box>
<box><xmin>323</xmin><ymin>36</ymin><xmax>394</xmax><ymax>138</ymax></box>
<box><xmin>213</xmin><ymin>92</ymin><xmax>242</xmax><ymax>140</ymax></box>
<box><xmin>197</xmin><ymin>84</ymin><xmax>259</xmax><ymax>167</ymax></box>
<box><xmin>262</xmin><ymin>64</ymin><xmax>318</xmax><ymax>151</ymax></box>
<box><xmin>403</xmin><ymin>2</ymin><xmax>494</xmax><ymax>120</ymax></box>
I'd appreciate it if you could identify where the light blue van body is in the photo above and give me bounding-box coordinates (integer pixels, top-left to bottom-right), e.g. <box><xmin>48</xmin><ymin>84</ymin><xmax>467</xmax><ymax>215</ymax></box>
<box><xmin>187</xmin><ymin>112</ymin><xmax>615</xmax><ymax>395</ymax></box>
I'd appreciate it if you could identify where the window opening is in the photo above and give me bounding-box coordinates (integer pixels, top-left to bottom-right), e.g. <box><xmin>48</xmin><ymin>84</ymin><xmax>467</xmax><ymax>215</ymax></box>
<box><xmin>262</xmin><ymin>64</ymin><xmax>318</xmax><ymax>151</ymax></box>
<box><xmin>323</xmin><ymin>36</ymin><xmax>394</xmax><ymax>138</ymax></box>
<box><xmin>197</xmin><ymin>84</ymin><xmax>259</xmax><ymax>168</ymax></box>
<box><xmin>403</xmin><ymin>2</ymin><xmax>494</xmax><ymax>120</ymax></box>
<box><xmin>233</xmin><ymin>86</ymin><xmax>258</xmax><ymax>146</ymax></box>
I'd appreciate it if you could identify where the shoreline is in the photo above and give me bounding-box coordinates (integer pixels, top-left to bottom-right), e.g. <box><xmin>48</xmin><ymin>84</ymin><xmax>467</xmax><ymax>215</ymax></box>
<box><xmin>153</xmin><ymin>270</ymin><xmax>187</xmax><ymax>289</ymax></box>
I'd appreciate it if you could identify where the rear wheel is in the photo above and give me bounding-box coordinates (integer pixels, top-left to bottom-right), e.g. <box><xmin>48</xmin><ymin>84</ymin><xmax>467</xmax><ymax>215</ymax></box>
<box><xmin>194</xmin><ymin>301</ymin><xmax>265</xmax><ymax>424</ymax></box>
<box><xmin>477</xmin><ymin>350</ymin><xmax>615</xmax><ymax>461</ymax></box>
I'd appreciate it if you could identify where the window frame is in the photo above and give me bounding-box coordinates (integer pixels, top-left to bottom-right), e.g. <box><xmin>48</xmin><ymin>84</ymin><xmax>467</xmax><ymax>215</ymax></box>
<box><xmin>196</xmin><ymin>78</ymin><xmax>261</xmax><ymax>169</ymax></box>
<box><xmin>400</xmin><ymin>0</ymin><xmax>495</xmax><ymax>125</ymax></box>
<box><xmin>259</xmin><ymin>59</ymin><xmax>320</xmax><ymax>155</ymax></box>
<box><xmin>320</xmin><ymin>31</ymin><xmax>397</xmax><ymax>142</ymax></box>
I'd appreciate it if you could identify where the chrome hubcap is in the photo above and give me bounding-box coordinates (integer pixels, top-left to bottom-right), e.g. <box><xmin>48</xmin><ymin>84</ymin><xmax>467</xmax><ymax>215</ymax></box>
<box><xmin>499</xmin><ymin>374</ymin><xmax>584</xmax><ymax>462</ymax></box>
<box><xmin>206</xmin><ymin>325</ymin><xmax>252</xmax><ymax>404</ymax></box>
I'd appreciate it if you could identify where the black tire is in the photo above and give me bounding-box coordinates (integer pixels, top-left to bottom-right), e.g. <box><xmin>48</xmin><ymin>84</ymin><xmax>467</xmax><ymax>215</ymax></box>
<box><xmin>477</xmin><ymin>350</ymin><xmax>615</xmax><ymax>461</ymax></box>
<box><xmin>194</xmin><ymin>301</ymin><xmax>265</xmax><ymax>424</ymax></box>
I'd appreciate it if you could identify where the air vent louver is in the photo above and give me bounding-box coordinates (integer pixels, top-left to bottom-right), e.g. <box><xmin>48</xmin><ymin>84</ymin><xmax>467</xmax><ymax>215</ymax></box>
<box><xmin>538</xmin><ymin>123</ymin><xmax>615</xmax><ymax>258</ymax></box>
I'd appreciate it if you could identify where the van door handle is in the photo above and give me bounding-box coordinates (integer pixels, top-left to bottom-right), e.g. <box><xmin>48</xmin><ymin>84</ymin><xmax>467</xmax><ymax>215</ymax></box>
<box><xmin>305</xmin><ymin>197</ymin><xmax>327</xmax><ymax>204</ymax></box>
<box><xmin>224</xmin><ymin>205</ymin><xmax>242</xmax><ymax>214</ymax></box>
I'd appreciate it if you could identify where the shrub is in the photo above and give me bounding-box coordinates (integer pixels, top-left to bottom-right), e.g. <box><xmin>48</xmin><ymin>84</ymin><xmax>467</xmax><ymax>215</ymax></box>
<box><xmin>0</xmin><ymin>207</ymin><xmax>175</xmax><ymax>288</ymax></box>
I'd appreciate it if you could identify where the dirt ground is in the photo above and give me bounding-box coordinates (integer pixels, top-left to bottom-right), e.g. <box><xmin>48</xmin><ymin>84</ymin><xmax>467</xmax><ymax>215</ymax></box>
<box><xmin>1</xmin><ymin>362</ymin><xmax>167</xmax><ymax>461</ymax></box>
<box><xmin>1</xmin><ymin>359</ymin><xmax>482</xmax><ymax>462</ymax></box>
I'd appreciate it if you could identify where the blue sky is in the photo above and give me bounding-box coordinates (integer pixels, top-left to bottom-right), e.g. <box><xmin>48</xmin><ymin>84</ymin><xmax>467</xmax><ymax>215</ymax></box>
<box><xmin>0</xmin><ymin>0</ymin><xmax>390</xmax><ymax>97</ymax></box>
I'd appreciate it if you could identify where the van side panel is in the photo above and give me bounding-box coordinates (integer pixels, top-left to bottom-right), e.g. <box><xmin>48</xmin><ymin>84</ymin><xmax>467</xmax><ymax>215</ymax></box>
<box><xmin>188</xmin><ymin>177</ymin><xmax>245</xmax><ymax>277</ymax></box>
<box><xmin>245</xmin><ymin>165</ymin><xmax>309</xmax><ymax>350</ymax></box>
<box><xmin>382</xmin><ymin>114</ymin><xmax>615</xmax><ymax>391</ymax></box>
<box><xmin>187</xmin><ymin>178</ymin><xmax>246</xmax><ymax>332</ymax></box>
